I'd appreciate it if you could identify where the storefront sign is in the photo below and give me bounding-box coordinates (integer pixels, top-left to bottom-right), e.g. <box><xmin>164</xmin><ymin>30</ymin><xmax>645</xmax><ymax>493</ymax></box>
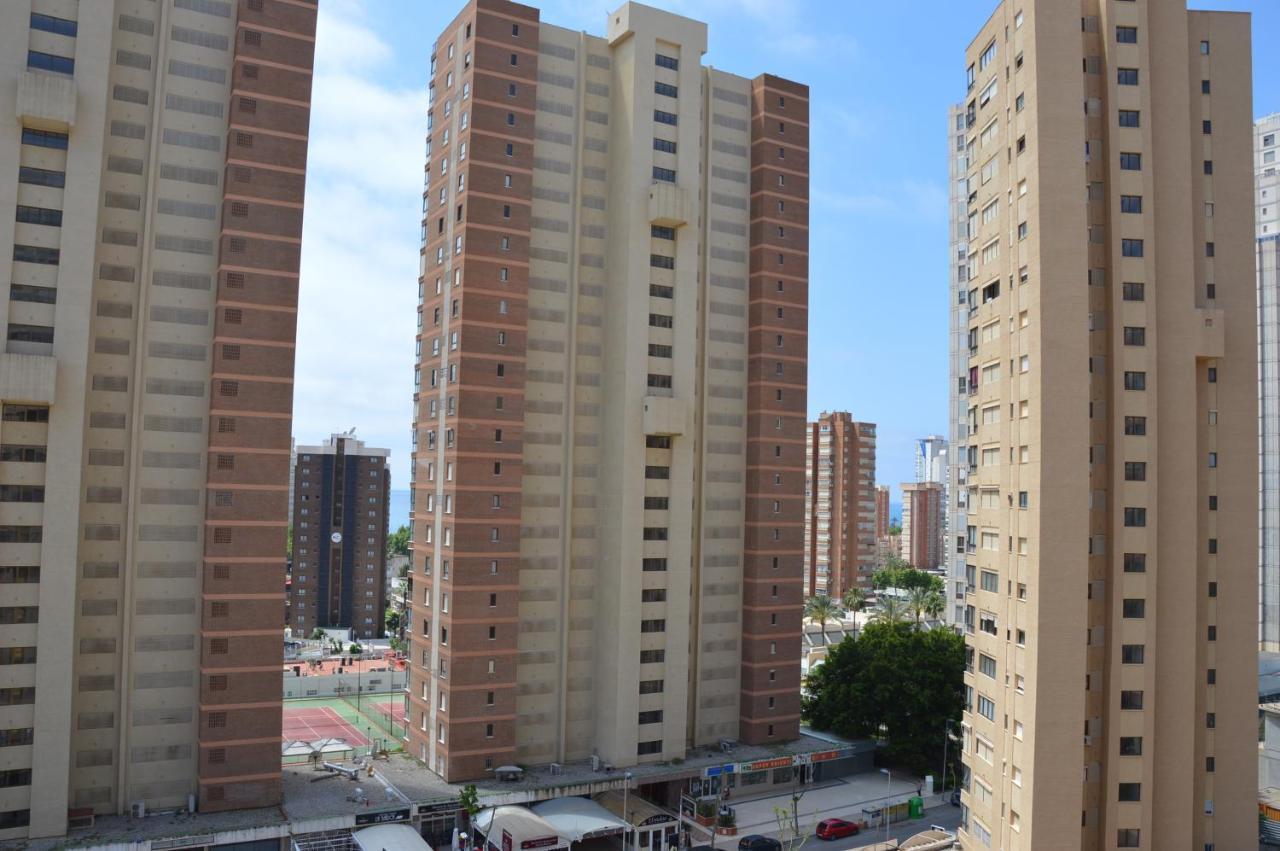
<box><xmin>356</xmin><ymin>808</ymin><xmax>411</xmax><ymax>826</ymax></box>
<box><xmin>808</xmin><ymin>748</ymin><xmax>855</xmax><ymax>763</ymax></box>
<box><xmin>742</xmin><ymin>756</ymin><xmax>792</xmax><ymax>772</ymax></box>
<box><xmin>703</xmin><ymin>763</ymin><xmax>736</xmax><ymax>778</ymax></box>
<box><xmin>521</xmin><ymin>837</ymin><xmax>561</xmax><ymax>849</ymax></box>
<box><xmin>640</xmin><ymin>814</ymin><xmax>676</xmax><ymax>827</ymax></box>
<box><xmin>418</xmin><ymin>800</ymin><xmax>462</xmax><ymax>816</ymax></box>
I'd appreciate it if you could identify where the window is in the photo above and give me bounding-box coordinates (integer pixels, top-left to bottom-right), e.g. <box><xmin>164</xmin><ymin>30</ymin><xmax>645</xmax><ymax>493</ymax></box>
<box><xmin>650</xmin><ymin>254</ymin><xmax>675</xmax><ymax>270</ymax></box>
<box><xmin>1202</xmin><ymin>79</ymin><xmax>1211</xmax><ymax>94</ymax></box>
<box><xmin>1120</xmin><ymin>690</ymin><xmax>1144</xmax><ymax>710</ymax></box>
<box><xmin>655</xmin><ymin>53</ymin><xmax>678</xmax><ymax>70</ymax></box>
<box><xmin>653</xmin><ymin>138</ymin><xmax>676</xmax><ymax>154</ymax></box>
<box><xmin>649</xmin><ymin>313</ymin><xmax>673</xmax><ymax>328</ymax></box>
<box><xmin>1118</xmin><ymin>68</ymin><xmax>1139</xmax><ymax>86</ymax></box>
<box><xmin>27</xmin><ymin>51</ymin><xmax>74</xmax><ymax>75</ymax></box>
<box><xmin>977</xmin><ymin>695</ymin><xmax>995</xmax><ymax>720</ymax></box>
<box><xmin>1119</xmin><ymin>110</ymin><xmax>1140</xmax><ymax>128</ymax></box>
<box><xmin>1121</xmin><ymin>239</ymin><xmax>1145</xmax><ymax>258</ymax></box>
<box><xmin>1118</xmin><ymin>783</ymin><xmax>1141</xmax><ymax>802</ymax></box>
<box><xmin>652</xmin><ymin>166</ymin><xmax>676</xmax><ymax>183</ymax></box>
<box><xmin>655</xmin><ymin>81</ymin><xmax>678</xmax><ymax>98</ymax></box>
<box><xmin>1120</xmin><ymin>736</ymin><xmax>1143</xmax><ymax>756</ymax></box>
<box><xmin>1124</xmin><ymin>461</ymin><xmax>1147</xmax><ymax>481</ymax></box>
<box><xmin>979</xmin><ymin>40</ymin><xmax>996</xmax><ymax>70</ymax></box>
<box><xmin>1122</xmin><ymin>598</ymin><xmax>1145</xmax><ymax>618</ymax></box>
<box><xmin>1122</xmin><ymin>282</ymin><xmax>1145</xmax><ymax>301</ymax></box>
<box><xmin>1124</xmin><ymin>416</ymin><xmax>1147</xmax><ymax>435</ymax></box>
<box><xmin>1122</xmin><ymin>644</ymin><xmax>1145</xmax><ymax>664</ymax></box>
<box><xmin>1123</xmin><ymin>553</ymin><xmax>1146</xmax><ymax>573</ymax></box>
<box><xmin>1124</xmin><ymin>372</ymin><xmax>1146</xmax><ymax>391</ymax></box>
<box><xmin>654</xmin><ymin>110</ymin><xmax>678</xmax><ymax>126</ymax></box>
<box><xmin>1116</xmin><ymin>26</ymin><xmax>1138</xmax><ymax>43</ymax></box>
<box><xmin>1203</xmin><ymin>160</ymin><xmax>1213</xmax><ymax>175</ymax></box>
<box><xmin>1200</xmin><ymin>40</ymin><xmax>1210</xmax><ymax>55</ymax></box>
<box><xmin>1120</xmin><ymin>152</ymin><xmax>1141</xmax><ymax>171</ymax></box>
<box><xmin>1123</xmin><ymin>326</ymin><xmax>1146</xmax><ymax>346</ymax></box>
<box><xmin>1123</xmin><ymin>507</ymin><xmax>1146</xmax><ymax>527</ymax></box>
<box><xmin>1121</xmin><ymin>195</ymin><xmax>1142</xmax><ymax>214</ymax></box>
<box><xmin>639</xmin><ymin>679</ymin><xmax>664</xmax><ymax>694</ymax></box>
<box><xmin>1203</xmin><ymin>120</ymin><xmax>1212</xmax><ymax>135</ymax></box>
<box><xmin>30</xmin><ymin>12</ymin><xmax>77</xmax><ymax>36</ymax></box>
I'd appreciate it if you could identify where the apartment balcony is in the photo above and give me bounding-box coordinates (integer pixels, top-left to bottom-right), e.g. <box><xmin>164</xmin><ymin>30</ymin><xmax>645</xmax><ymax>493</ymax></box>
<box><xmin>17</xmin><ymin>69</ymin><xmax>77</xmax><ymax>131</ymax></box>
<box><xmin>0</xmin><ymin>353</ymin><xmax>56</xmax><ymax>405</ymax></box>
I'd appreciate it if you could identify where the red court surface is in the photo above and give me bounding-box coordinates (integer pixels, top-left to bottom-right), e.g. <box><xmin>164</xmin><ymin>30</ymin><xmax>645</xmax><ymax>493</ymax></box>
<box><xmin>282</xmin><ymin>706</ymin><xmax>370</xmax><ymax>746</ymax></box>
<box><xmin>371</xmin><ymin>699</ymin><xmax>408</xmax><ymax>723</ymax></box>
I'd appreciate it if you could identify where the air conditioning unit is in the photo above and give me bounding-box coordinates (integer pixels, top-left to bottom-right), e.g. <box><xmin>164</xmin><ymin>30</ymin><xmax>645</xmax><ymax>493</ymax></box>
<box><xmin>590</xmin><ymin>755</ymin><xmax>600</xmax><ymax>772</ymax></box>
<box><xmin>550</xmin><ymin>763</ymin><xmax>562</xmax><ymax>776</ymax></box>
<box><xmin>130</xmin><ymin>801</ymin><xmax>146</xmax><ymax>819</ymax></box>
<box><xmin>66</xmin><ymin>809</ymin><xmax>94</xmax><ymax>831</ymax></box>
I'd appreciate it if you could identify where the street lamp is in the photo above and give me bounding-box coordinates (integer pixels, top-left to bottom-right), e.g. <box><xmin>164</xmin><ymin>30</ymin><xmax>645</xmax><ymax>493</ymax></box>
<box><xmin>941</xmin><ymin>719</ymin><xmax>954</xmax><ymax>796</ymax></box>
<box><xmin>879</xmin><ymin>768</ymin><xmax>891</xmax><ymax>842</ymax></box>
<box><xmin>623</xmin><ymin>772</ymin><xmax>633</xmax><ymax>851</ymax></box>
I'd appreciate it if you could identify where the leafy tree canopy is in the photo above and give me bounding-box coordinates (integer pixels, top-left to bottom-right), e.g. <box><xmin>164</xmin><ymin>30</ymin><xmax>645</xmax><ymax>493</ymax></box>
<box><xmin>872</xmin><ymin>563</ymin><xmax>944</xmax><ymax>595</ymax></box>
<box><xmin>803</xmin><ymin>621</ymin><xmax>964</xmax><ymax>776</ymax></box>
<box><xmin>387</xmin><ymin>524</ymin><xmax>410</xmax><ymax>557</ymax></box>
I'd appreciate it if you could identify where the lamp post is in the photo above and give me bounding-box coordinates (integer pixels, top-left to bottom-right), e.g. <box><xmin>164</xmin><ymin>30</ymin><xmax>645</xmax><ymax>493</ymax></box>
<box><xmin>623</xmin><ymin>772</ymin><xmax>633</xmax><ymax>851</ymax></box>
<box><xmin>940</xmin><ymin>719</ymin><xmax>953</xmax><ymax>796</ymax></box>
<box><xmin>879</xmin><ymin>768</ymin><xmax>891</xmax><ymax>842</ymax></box>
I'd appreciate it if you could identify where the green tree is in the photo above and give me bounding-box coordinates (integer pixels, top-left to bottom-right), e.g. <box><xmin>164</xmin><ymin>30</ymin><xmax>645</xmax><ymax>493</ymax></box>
<box><xmin>841</xmin><ymin>586</ymin><xmax>869</xmax><ymax>614</ymax></box>
<box><xmin>906</xmin><ymin>586</ymin><xmax>933</xmax><ymax>625</ymax></box>
<box><xmin>387</xmin><ymin>524</ymin><xmax>410</xmax><ymax>557</ymax></box>
<box><xmin>872</xmin><ymin>564</ymin><xmax>944</xmax><ymax>595</ymax></box>
<box><xmin>804</xmin><ymin>595</ymin><xmax>842</xmax><ymax>647</ymax></box>
<box><xmin>385</xmin><ymin>606</ymin><xmax>403</xmax><ymax>637</ymax></box>
<box><xmin>922</xmin><ymin>589</ymin><xmax>946</xmax><ymax>622</ymax></box>
<box><xmin>803</xmin><ymin>621</ymin><xmax>964</xmax><ymax>776</ymax></box>
<box><xmin>888</xmin><ymin>524</ymin><xmax>902</xmax><ymax>536</ymax></box>
<box><xmin>871</xmin><ymin>596</ymin><xmax>909</xmax><ymax>625</ymax></box>
<box><xmin>286</xmin><ymin>525</ymin><xmax>293</xmax><ymax>558</ymax></box>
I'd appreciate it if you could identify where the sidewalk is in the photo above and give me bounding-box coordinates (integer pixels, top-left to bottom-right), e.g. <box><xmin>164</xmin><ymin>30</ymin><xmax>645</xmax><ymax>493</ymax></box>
<box><xmin>725</xmin><ymin>774</ymin><xmax>928</xmax><ymax>836</ymax></box>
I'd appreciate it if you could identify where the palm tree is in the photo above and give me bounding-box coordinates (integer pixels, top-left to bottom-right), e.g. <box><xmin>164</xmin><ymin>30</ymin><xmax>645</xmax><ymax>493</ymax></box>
<box><xmin>922</xmin><ymin>589</ymin><xmax>946</xmax><ymax>623</ymax></box>
<box><xmin>871</xmin><ymin>596</ymin><xmax>909</xmax><ymax>626</ymax></box>
<box><xmin>842</xmin><ymin>586</ymin><xmax>869</xmax><ymax>615</ymax></box>
<box><xmin>804</xmin><ymin>595</ymin><xmax>841</xmax><ymax>648</ymax></box>
<box><xmin>906</xmin><ymin>586</ymin><xmax>933</xmax><ymax>626</ymax></box>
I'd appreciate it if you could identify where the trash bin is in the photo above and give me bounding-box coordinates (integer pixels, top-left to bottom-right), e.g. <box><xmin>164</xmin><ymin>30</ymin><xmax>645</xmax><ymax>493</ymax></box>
<box><xmin>908</xmin><ymin>797</ymin><xmax>923</xmax><ymax>819</ymax></box>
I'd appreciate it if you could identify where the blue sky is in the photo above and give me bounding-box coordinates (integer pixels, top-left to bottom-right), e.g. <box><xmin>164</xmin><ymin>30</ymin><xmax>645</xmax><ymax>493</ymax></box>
<box><xmin>294</xmin><ymin>0</ymin><xmax>1279</xmax><ymax>507</ymax></box>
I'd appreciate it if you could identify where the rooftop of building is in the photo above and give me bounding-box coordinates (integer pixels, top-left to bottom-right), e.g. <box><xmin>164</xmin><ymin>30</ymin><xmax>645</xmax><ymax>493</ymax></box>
<box><xmin>31</xmin><ymin>733</ymin><xmax>865</xmax><ymax>851</ymax></box>
<box><xmin>296</xmin><ymin>431</ymin><xmax>391</xmax><ymax>459</ymax></box>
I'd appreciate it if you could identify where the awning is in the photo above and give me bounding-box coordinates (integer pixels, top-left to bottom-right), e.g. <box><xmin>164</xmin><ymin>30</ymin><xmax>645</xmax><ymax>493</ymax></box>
<box><xmin>473</xmin><ymin>806</ymin><xmax>568</xmax><ymax>851</ymax></box>
<box><xmin>354</xmin><ymin>824</ymin><xmax>434</xmax><ymax>851</ymax></box>
<box><xmin>532</xmin><ymin>797</ymin><xmax>630</xmax><ymax>842</ymax></box>
<box><xmin>593</xmin><ymin>791</ymin><xmax>678</xmax><ymax>829</ymax></box>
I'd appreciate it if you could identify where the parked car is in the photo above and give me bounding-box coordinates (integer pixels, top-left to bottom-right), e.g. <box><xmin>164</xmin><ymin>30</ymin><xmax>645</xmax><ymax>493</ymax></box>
<box><xmin>950</xmin><ymin>789</ymin><xmax>961</xmax><ymax>807</ymax></box>
<box><xmin>738</xmin><ymin>835</ymin><xmax>782</xmax><ymax>851</ymax></box>
<box><xmin>815</xmin><ymin>819</ymin><xmax>860</xmax><ymax>841</ymax></box>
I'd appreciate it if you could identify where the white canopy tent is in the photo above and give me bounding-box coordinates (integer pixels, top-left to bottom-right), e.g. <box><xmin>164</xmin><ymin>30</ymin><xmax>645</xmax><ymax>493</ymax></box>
<box><xmin>353</xmin><ymin>824</ymin><xmax>434</xmax><ymax>851</ymax></box>
<box><xmin>531</xmin><ymin>797</ymin><xmax>630</xmax><ymax>843</ymax></box>
<box><xmin>472</xmin><ymin>806</ymin><xmax>568</xmax><ymax>851</ymax></box>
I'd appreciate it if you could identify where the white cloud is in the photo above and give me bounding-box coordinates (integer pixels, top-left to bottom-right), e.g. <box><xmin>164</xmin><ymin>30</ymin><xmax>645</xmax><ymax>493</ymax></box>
<box><xmin>293</xmin><ymin>1</ymin><xmax>423</xmax><ymax>477</ymax></box>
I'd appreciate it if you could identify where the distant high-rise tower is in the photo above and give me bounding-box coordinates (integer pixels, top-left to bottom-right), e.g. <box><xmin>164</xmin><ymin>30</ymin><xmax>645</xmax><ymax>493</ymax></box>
<box><xmin>914</xmin><ymin>434</ymin><xmax>947</xmax><ymax>484</ymax></box>
<box><xmin>875</xmin><ymin>484</ymin><xmax>890</xmax><ymax>540</ymax></box>
<box><xmin>954</xmin><ymin>3</ymin><xmax>1255</xmax><ymax>848</ymax></box>
<box><xmin>287</xmin><ymin>434</ymin><xmax>391</xmax><ymax>640</ymax></box>
<box><xmin>900</xmin><ymin>482</ymin><xmax>943</xmax><ymax>571</ymax></box>
<box><xmin>411</xmin><ymin>0</ymin><xmax>809</xmax><ymax>782</ymax></box>
<box><xmin>0</xmin><ymin>0</ymin><xmax>317</xmax><ymax>838</ymax></box>
<box><xmin>1258</xmin><ymin>113</ymin><xmax>1280</xmax><ymax>650</ymax></box>
<box><xmin>803</xmin><ymin>413</ymin><xmax>877</xmax><ymax>597</ymax></box>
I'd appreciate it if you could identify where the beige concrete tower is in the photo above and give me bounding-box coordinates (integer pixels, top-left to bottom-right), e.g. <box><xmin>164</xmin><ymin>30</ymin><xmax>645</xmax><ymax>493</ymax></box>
<box><xmin>955</xmin><ymin>2</ymin><xmax>1255</xmax><ymax>849</ymax></box>
<box><xmin>0</xmin><ymin>0</ymin><xmax>315</xmax><ymax>840</ymax></box>
<box><xmin>410</xmin><ymin>0</ymin><xmax>808</xmax><ymax>782</ymax></box>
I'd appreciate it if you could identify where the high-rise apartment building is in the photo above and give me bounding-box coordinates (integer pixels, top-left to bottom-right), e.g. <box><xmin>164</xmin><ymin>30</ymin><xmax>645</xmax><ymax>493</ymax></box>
<box><xmin>803</xmin><ymin>412</ymin><xmax>876</xmax><ymax>598</ymax></box>
<box><xmin>875</xmin><ymin>483</ymin><xmax>890</xmax><ymax>540</ymax></box>
<box><xmin>947</xmin><ymin>103</ymin><xmax>971</xmax><ymax>625</ymax></box>
<box><xmin>410</xmin><ymin>0</ymin><xmax>808</xmax><ymax>782</ymax></box>
<box><xmin>914</xmin><ymin>434</ymin><xmax>948</xmax><ymax>484</ymax></box>
<box><xmin>955</xmin><ymin>3</ymin><xmax>1255</xmax><ymax>848</ymax></box>
<box><xmin>0</xmin><ymin>0</ymin><xmax>316</xmax><ymax>838</ymax></box>
<box><xmin>1258</xmin><ymin>114</ymin><xmax>1280</xmax><ymax>650</ymax></box>
<box><xmin>287</xmin><ymin>434</ymin><xmax>390</xmax><ymax>640</ymax></box>
<box><xmin>900</xmin><ymin>481</ymin><xmax>943</xmax><ymax>571</ymax></box>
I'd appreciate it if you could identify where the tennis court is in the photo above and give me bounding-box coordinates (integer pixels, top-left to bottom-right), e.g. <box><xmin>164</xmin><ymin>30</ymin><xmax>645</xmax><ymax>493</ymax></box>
<box><xmin>283</xmin><ymin>703</ymin><xmax>370</xmax><ymax>746</ymax></box>
<box><xmin>370</xmin><ymin>696</ymin><xmax>408</xmax><ymax>724</ymax></box>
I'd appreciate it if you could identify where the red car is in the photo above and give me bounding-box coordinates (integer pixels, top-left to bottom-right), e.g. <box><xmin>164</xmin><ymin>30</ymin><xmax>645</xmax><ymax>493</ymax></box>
<box><xmin>815</xmin><ymin>819</ymin><xmax>860</xmax><ymax>841</ymax></box>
